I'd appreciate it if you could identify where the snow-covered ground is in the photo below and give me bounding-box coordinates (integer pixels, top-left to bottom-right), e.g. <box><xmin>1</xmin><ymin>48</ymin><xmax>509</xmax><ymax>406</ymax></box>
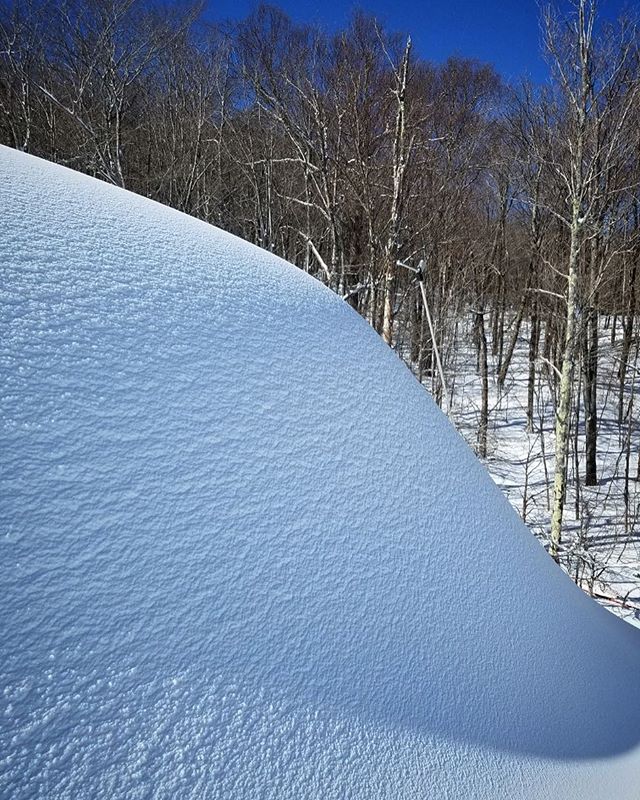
<box><xmin>430</xmin><ymin>322</ymin><xmax>640</xmax><ymax>628</ymax></box>
<box><xmin>2</xmin><ymin>146</ymin><xmax>640</xmax><ymax>798</ymax></box>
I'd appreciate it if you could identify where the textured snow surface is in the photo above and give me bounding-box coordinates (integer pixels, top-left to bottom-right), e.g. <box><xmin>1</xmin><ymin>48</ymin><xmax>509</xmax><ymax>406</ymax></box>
<box><xmin>2</xmin><ymin>146</ymin><xmax>640</xmax><ymax>799</ymax></box>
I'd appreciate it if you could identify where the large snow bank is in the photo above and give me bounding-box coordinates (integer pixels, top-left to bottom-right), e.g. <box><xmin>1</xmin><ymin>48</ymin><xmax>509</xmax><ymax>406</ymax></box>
<box><xmin>1</xmin><ymin>145</ymin><xmax>640</xmax><ymax>799</ymax></box>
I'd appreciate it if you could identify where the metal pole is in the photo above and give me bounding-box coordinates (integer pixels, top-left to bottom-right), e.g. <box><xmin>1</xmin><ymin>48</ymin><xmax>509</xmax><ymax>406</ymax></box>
<box><xmin>398</xmin><ymin>259</ymin><xmax>450</xmax><ymax>416</ymax></box>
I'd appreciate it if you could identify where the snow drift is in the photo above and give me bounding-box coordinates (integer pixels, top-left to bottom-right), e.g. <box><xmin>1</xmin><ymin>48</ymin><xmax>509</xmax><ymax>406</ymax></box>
<box><xmin>1</xmin><ymin>145</ymin><xmax>640</xmax><ymax>799</ymax></box>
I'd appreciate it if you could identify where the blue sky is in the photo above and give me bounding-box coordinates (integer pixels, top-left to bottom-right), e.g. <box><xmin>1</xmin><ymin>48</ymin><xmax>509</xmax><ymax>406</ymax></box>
<box><xmin>204</xmin><ymin>0</ymin><xmax>634</xmax><ymax>84</ymax></box>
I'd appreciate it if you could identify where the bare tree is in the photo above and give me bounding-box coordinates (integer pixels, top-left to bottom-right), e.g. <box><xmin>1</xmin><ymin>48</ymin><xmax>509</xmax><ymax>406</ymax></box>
<box><xmin>541</xmin><ymin>0</ymin><xmax>639</xmax><ymax>557</ymax></box>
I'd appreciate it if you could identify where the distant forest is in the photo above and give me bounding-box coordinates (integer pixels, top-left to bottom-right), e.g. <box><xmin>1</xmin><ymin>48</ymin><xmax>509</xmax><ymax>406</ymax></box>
<box><xmin>2</xmin><ymin>0</ymin><xmax>640</xmax><ymax>561</ymax></box>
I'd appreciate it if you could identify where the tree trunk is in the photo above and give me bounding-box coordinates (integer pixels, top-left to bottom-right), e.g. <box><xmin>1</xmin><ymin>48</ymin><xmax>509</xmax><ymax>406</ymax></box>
<box><xmin>475</xmin><ymin>310</ymin><xmax>489</xmax><ymax>458</ymax></box>
<box><xmin>619</xmin><ymin>250</ymin><xmax>637</xmax><ymax>426</ymax></box>
<box><xmin>498</xmin><ymin>295</ymin><xmax>526</xmax><ymax>389</ymax></box>
<box><xmin>582</xmin><ymin>301</ymin><xmax>598</xmax><ymax>486</ymax></box>
<box><xmin>550</xmin><ymin>222</ymin><xmax>581</xmax><ymax>558</ymax></box>
<box><xmin>527</xmin><ymin>308</ymin><xmax>540</xmax><ymax>434</ymax></box>
<box><xmin>381</xmin><ymin>38</ymin><xmax>412</xmax><ymax>346</ymax></box>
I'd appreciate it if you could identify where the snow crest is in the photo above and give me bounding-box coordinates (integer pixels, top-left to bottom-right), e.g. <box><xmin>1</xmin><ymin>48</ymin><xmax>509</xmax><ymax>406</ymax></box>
<box><xmin>1</xmin><ymin>146</ymin><xmax>640</xmax><ymax>798</ymax></box>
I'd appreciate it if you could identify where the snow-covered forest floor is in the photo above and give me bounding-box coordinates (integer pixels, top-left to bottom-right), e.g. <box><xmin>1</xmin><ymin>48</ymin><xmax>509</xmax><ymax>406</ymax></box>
<box><xmin>402</xmin><ymin>319</ymin><xmax>640</xmax><ymax>628</ymax></box>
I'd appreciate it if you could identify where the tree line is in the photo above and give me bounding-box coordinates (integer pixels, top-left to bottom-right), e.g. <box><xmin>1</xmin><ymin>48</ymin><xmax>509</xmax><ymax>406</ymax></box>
<box><xmin>2</xmin><ymin>0</ymin><xmax>640</xmax><ymax>566</ymax></box>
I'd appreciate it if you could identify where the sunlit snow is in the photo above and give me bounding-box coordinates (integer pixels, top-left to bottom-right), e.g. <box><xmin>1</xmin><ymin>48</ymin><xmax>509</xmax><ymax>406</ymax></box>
<box><xmin>1</xmin><ymin>146</ymin><xmax>640</xmax><ymax>798</ymax></box>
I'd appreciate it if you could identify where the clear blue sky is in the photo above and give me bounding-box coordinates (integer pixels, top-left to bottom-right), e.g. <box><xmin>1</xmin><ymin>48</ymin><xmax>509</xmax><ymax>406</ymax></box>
<box><xmin>204</xmin><ymin>0</ymin><xmax>634</xmax><ymax>84</ymax></box>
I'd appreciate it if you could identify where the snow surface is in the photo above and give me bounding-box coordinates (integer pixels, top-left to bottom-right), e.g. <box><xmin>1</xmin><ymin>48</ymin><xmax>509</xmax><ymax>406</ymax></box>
<box><xmin>1</xmin><ymin>145</ymin><xmax>640</xmax><ymax>799</ymax></box>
